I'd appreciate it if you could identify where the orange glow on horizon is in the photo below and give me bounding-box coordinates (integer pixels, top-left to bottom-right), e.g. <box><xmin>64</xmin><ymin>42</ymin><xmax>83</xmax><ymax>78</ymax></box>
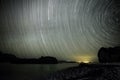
<box><xmin>77</xmin><ymin>60</ymin><xmax>90</xmax><ymax>63</ymax></box>
<box><xmin>74</xmin><ymin>55</ymin><xmax>93</xmax><ymax>63</ymax></box>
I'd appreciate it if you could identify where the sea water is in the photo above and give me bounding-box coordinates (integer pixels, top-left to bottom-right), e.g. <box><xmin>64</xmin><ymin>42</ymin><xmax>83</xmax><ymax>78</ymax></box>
<box><xmin>0</xmin><ymin>63</ymin><xmax>78</xmax><ymax>80</ymax></box>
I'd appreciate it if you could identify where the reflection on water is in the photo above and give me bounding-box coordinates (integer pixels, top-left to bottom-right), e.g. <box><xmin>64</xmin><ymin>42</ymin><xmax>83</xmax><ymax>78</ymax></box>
<box><xmin>0</xmin><ymin>63</ymin><xmax>78</xmax><ymax>80</ymax></box>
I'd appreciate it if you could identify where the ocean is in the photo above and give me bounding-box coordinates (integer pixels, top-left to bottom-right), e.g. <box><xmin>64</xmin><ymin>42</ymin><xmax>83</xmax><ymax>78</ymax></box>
<box><xmin>0</xmin><ymin>63</ymin><xmax>78</xmax><ymax>80</ymax></box>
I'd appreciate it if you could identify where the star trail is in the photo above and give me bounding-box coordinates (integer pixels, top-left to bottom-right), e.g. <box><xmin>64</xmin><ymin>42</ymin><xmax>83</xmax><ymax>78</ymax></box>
<box><xmin>0</xmin><ymin>0</ymin><xmax>120</xmax><ymax>62</ymax></box>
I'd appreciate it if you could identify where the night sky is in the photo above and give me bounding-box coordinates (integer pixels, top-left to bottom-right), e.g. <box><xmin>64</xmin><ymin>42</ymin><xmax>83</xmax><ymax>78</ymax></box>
<box><xmin>0</xmin><ymin>0</ymin><xmax>120</xmax><ymax>62</ymax></box>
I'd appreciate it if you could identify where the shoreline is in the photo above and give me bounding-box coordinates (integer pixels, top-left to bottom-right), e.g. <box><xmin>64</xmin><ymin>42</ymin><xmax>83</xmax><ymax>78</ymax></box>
<box><xmin>47</xmin><ymin>63</ymin><xmax>120</xmax><ymax>80</ymax></box>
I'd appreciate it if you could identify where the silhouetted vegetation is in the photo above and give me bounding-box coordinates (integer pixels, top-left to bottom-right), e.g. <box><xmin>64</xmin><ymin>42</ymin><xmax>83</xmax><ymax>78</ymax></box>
<box><xmin>98</xmin><ymin>46</ymin><xmax>120</xmax><ymax>63</ymax></box>
<box><xmin>0</xmin><ymin>51</ymin><xmax>58</xmax><ymax>64</ymax></box>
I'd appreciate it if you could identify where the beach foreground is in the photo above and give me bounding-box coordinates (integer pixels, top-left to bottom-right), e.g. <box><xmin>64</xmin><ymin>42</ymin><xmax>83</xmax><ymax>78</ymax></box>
<box><xmin>47</xmin><ymin>63</ymin><xmax>120</xmax><ymax>80</ymax></box>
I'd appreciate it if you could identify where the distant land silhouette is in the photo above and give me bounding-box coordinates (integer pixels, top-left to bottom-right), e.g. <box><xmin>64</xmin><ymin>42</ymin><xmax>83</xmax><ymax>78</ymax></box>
<box><xmin>0</xmin><ymin>51</ymin><xmax>77</xmax><ymax>64</ymax></box>
<box><xmin>98</xmin><ymin>46</ymin><xmax>120</xmax><ymax>63</ymax></box>
<box><xmin>3</xmin><ymin>46</ymin><xmax>120</xmax><ymax>64</ymax></box>
<box><xmin>0</xmin><ymin>51</ymin><xmax>58</xmax><ymax>64</ymax></box>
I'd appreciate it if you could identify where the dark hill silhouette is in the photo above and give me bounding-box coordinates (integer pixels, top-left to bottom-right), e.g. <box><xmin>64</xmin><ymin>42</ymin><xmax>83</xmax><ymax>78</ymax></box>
<box><xmin>0</xmin><ymin>51</ymin><xmax>17</xmax><ymax>63</ymax></box>
<box><xmin>98</xmin><ymin>46</ymin><xmax>120</xmax><ymax>63</ymax></box>
<box><xmin>0</xmin><ymin>51</ymin><xmax>58</xmax><ymax>64</ymax></box>
<box><xmin>39</xmin><ymin>56</ymin><xmax>58</xmax><ymax>64</ymax></box>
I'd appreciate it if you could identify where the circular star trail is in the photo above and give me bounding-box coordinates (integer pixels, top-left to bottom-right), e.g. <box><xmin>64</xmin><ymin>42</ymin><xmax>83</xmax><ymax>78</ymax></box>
<box><xmin>0</xmin><ymin>0</ymin><xmax>120</xmax><ymax>62</ymax></box>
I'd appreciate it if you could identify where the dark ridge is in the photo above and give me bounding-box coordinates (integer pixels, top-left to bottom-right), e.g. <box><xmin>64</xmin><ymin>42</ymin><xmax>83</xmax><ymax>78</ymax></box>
<box><xmin>0</xmin><ymin>51</ymin><xmax>58</xmax><ymax>64</ymax></box>
<box><xmin>98</xmin><ymin>46</ymin><xmax>120</xmax><ymax>63</ymax></box>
